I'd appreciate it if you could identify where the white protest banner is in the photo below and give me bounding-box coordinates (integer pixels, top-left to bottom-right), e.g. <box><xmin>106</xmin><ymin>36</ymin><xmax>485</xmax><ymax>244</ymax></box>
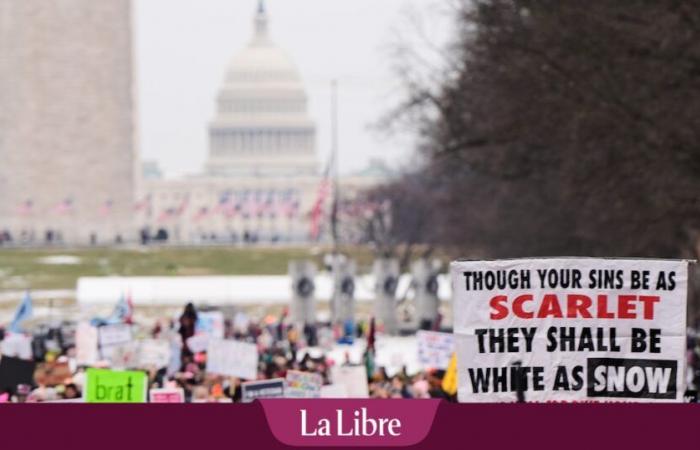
<box><xmin>138</xmin><ymin>340</ymin><xmax>171</xmax><ymax>369</ymax></box>
<box><xmin>285</xmin><ymin>370</ymin><xmax>322</xmax><ymax>398</ymax></box>
<box><xmin>166</xmin><ymin>337</ymin><xmax>182</xmax><ymax>378</ymax></box>
<box><xmin>109</xmin><ymin>341</ymin><xmax>140</xmax><ymax>370</ymax></box>
<box><xmin>98</xmin><ymin>324</ymin><xmax>132</xmax><ymax>347</ymax></box>
<box><xmin>417</xmin><ymin>331</ymin><xmax>455</xmax><ymax>370</ymax></box>
<box><xmin>320</xmin><ymin>384</ymin><xmax>349</xmax><ymax>399</ymax></box>
<box><xmin>150</xmin><ymin>388</ymin><xmax>185</xmax><ymax>403</ymax></box>
<box><xmin>1</xmin><ymin>334</ymin><xmax>33</xmax><ymax>360</ymax></box>
<box><xmin>206</xmin><ymin>339</ymin><xmax>258</xmax><ymax>380</ymax></box>
<box><xmin>186</xmin><ymin>334</ymin><xmax>209</xmax><ymax>354</ymax></box>
<box><xmin>76</xmin><ymin>322</ymin><xmax>99</xmax><ymax>366</ymax></box>
<box><xmin>98</xmin><ymin>324</ymin><xmax>132</xmax><ymax>361</ymax></box>
<box><xmin>110</xmin><ymin>340</ymin><xmax>171</xmax><ymax>370</ymax></box>
<box><xmin>233</xmin><ymin>312</ymin><xmax>250</xmax><ymax>333</ymax></box>
<box><xmin>330</xmin><ymin>365</ymin><xmax>369</xmax><ymax>399</ymax></box>
<box><xmin>451</xmin><ymin>258</ymin><xmax>689</xmax><ymax>403</ymax></box>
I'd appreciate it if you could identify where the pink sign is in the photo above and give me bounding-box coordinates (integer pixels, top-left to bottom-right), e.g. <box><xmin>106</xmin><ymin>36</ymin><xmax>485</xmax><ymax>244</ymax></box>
<box><xmin>149</xmin><ymin>388</ymin><xmax>185</xmax><ymax>403</ymax></box>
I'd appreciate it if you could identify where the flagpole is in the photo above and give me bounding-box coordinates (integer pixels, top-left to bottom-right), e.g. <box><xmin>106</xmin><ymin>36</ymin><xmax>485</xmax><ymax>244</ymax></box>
<box><xmin>330</xmin><ymin>79</ymin><xmax>341</xmax><ymax>326</ymax></box>
<box><xmin>331</xmin><ymin>79</ymin><xmax>340</xmax><ymax>254</ymax></box>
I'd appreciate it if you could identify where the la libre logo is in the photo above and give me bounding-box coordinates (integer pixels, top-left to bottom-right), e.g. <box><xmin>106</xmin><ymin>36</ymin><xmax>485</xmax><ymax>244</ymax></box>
<box><xmin>300</xmin><ymin>407</ymin><xmax>402</xmax><ymax>438</ymax></box>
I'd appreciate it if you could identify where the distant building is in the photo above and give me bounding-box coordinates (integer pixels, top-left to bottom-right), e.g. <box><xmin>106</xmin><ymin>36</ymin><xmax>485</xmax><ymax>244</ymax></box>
<box><xmin>205</xmin><ymin>1</ymin><xmax>317</xmax><ymax>178</ymax></box>
<box><xmin>137</xmin><ymin>1</ymin><xmax>385</xmax><ymax>244</ymax></box>
<box><xmin>0</xmin><ymin>0</ymin><xmax>136</xmax><ymax>245</ymax></box>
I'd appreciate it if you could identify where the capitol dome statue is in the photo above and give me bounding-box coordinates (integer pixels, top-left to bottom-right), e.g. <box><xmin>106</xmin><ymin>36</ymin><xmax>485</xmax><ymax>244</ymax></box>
<box><xmin>205</xmin><ymin>0</ymin><xmax>318</xmax><ymax>178</ymax></box>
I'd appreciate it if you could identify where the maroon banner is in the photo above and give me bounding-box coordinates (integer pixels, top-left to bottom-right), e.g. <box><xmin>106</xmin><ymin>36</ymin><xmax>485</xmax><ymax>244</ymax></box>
<box><xmin>260</xmin><ymin>399</ymin><xmax>440</xmax><ymax>447</ymax></box>
<box><xmin>0</xmin><ymin>402</ymin><xmax>697</xmax><ymax>449</ymax></box>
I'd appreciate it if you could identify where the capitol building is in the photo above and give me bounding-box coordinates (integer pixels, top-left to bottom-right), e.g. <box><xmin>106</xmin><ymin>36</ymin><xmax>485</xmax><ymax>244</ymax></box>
<box><xmin>137</xmin><ymin>2</ymin><xmax>384</xmax><ymax>244</ymax></box>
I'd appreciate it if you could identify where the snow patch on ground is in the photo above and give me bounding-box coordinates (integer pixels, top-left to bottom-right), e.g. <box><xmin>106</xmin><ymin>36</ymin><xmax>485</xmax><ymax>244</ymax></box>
<box><xmin>38</xmin><ymin>255</ymin><xmax>82</xmax><ymax>265</ymax></box>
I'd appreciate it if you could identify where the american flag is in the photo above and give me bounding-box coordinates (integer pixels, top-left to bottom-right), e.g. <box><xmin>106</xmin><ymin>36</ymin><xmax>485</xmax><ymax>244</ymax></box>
<box><xmin>55</xmin><ymin>198</ymin><xmax>74</xmax><ymax>215</ymax></box>
<box><xmin>232</xmin><ymin>193</ymin><xmax>244</xmax><ymax>217</ymax></box>
<box><xmin>284</xmin><ymin>199</ymin><xmax>301</xmax><ymax>219</ymax></box>
<box><xmin>223</xmin><ymin>201</ymin><xmax>239</xmax><ymax>219</ymax></box>
<box><xmin>157</xmin><ymin>207</ymin><xmax>176</xmax><ymax>223</ymax></box>
<box><xmin>241</xmin><ymin>191</ymin><xmax>255</xmax><ymax>220</ymax></box>
<box><xmin>264</xmin><ymin>190</ymin><xmax>276</xmax><ymax>218</ymax></box>
<box><xmin>99</xmin><ymin>199</ymin><xmax>114</xmax><ymax>217</ymax></box>
<box><xmin>279</xmin><ymin>189</ymin><xmax>300</xmax><ymax>219</ymax></box>
<box><xmin>213</xmin><ymin>191</ymin><xmax>233</xmax><ymax>215</ymax></box>
<box><xmin>174</xmin><ymin>195</ymin><xmax>190</xmax><ymax>217</ymax></box>
<box><xmin>109</xmin><ymin>291</ymin><xmax>134</xmax><ymax>325</ymax></box>
<box><xmin>134</xmin><ymin>195</ymin><xmax>152</xmax><ymax>212</ymax></box>
<box><xmin>254</xmin><ymin>190</ymin><xmax>267</xmax><ymax>218</ymax></box>
<box><xmin>17</xmin><ymin>200</ymin><xmax>33</xmax><ymax>216</ymax></box>
<box><xmin>310</xmin><ymin>174</ymin><xmax>333</xmax><ymax>240</ymax></box>
<box><xmin>193</xmin><ymin>206</ymin><xmax>210</xmax><ymax>222</ymax></box>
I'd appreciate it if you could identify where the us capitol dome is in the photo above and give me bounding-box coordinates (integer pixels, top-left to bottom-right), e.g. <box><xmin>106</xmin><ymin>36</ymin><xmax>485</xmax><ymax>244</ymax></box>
<box><xmin>137</xmin><ymin>0</ymin><xmax>388</xmax><ymax>244</ymax></box>
<box><xmin>139</xmin><ymin>0</ymin><xmax>323</xmax><ymax>243</ymax></box>
<box><xmin>205</xmin><ymin>0</ymin><xmax>317</xmax><ymax>177</ymax></box>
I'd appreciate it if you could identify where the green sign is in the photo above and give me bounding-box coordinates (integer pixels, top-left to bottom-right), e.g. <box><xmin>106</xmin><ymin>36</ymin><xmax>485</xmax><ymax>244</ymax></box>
<box><xmin>85</xmin><ymin>368</ymin><xmax>147</xmax><ymax>403</ymax></box>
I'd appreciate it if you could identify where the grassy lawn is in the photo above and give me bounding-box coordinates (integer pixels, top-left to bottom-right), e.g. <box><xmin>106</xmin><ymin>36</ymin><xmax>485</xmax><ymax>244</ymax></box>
<box><xmin>0</xmin><ymin>245</ymin><xmax>376</xmax><ymax>291</ymax></box>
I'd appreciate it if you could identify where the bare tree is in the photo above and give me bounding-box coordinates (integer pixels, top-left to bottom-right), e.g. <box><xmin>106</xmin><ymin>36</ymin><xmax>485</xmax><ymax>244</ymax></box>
<box><xmin>379</xmin><ymin>0</ymin><xmax>700</xmax><ymax>258</ymax></box>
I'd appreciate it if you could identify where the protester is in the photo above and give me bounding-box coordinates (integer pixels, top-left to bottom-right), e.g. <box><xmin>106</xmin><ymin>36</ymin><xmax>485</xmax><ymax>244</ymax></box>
<box><xmin>0</xmin><ymin>300</ymin><xmax>464</xmax><ymax>403</ymax></box>
<box><xmin>178</xmin><ymin>303</ymin><xmax>198</xmax><ymax>357</ymax></box>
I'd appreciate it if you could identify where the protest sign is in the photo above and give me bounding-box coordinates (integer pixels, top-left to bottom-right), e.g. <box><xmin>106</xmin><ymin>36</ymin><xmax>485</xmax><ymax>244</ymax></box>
<box><xmin>150</xmin><ymin>388</ymin><xmax>185</xmax><ymax>403</ymax></box>
<box><xmin>166</xmin><ymin>337</ymin><xmax>182</xmax><ymax>378</ymax></box>
<box><xmin>1</xmin><ymin>334</ymin><xmax>33</xmax><ymax>360</ymax></box>
<box><xmin>320</xmin><ymin>384</ymin><xmax>349</xmax><ymax>398</ymax></box>
<box><xmin>98</xmin><ymin>324</ymin><xmax>132</xmax><ymax>347</ymax></box>
<box><xmin>186</xmin><ymin>334</ymin><xmax>209</xmax><ymax>354</ymax></box>
<box><xmin>138</xmin><ymin>339</ymin><xmax>171</xmax><ymax>368</ymax></box>
<box><xmin>109</xmin><ymin>341</ymin><xmax>140</xmax><ymax>370</ymax></box>
<box><xmin>196</xmin><ymin>311</ymin><xmax>225</xmax><ymax>339</ymax></box>
<box><xmin>76</xmin><ymin>322</ymin><xmax>99</xmax><ymax>366</ymax></box>
<box><xmin>98</xmin><ymin>324</ymin><xmax>132</xmax><ymax>360</ymax></box>
<box><xmin>285</xmin><ymin>370</ymin><xmax>322</xmax><ymax>398</ymax></box>
<box><xmin>417</xmin><ymin>331</ymin><xmax>455</xmax><ymax>370</ymax></box>
<box><xmin>330</xmin><ymin>365</ymin><xmax>369</xmax><ymax>398</ymax></box>
<box><xmin>109</xmin><ymin>339</ymin><xmax>172</xmax><ymax>370</ymax></box>
<box><xmin>233</xmin><ymin>312</ymin><xmax>250</xmax><ymax>333</ymax></box>
<box><xmin>206</xmin><ymin>339</ymin><xmax>258</xmax><ymax>380</ymax></box>
<box><xmin>84</xmin><ymin>368</ymin><xmax>147</xmax><ymax>403</ymax></box>
<box><xmin>451</xmin><ymin>258</ymin><xmax>689</xmax><ymax>402</ymax></box>
<box><xmin>0</xmin><ymin>356</ymin><xmax>36</xmax><ymax>393</ymax></box>
<box><xmin>241</xmin><ymin>378</ymin><xmax>285</xmax><ymax>403</ymax></box>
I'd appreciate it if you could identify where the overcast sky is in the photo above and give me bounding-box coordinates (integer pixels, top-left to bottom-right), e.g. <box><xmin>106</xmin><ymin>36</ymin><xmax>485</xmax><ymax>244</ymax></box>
<box><xmin>135</xmin><ymin>0</ymin><xmax>453</xmax><ymax>177</ymax></box>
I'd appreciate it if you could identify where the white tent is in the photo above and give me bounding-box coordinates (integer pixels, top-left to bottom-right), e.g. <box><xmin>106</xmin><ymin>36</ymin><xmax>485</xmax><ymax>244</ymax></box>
<box><xmin>76</xmin><ymin>274</ymin><xmax>452</xmax><ymax>306</ymax></box>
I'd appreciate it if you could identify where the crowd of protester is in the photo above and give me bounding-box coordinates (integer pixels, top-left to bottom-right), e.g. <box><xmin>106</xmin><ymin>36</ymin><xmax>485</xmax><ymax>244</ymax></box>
<box><xmin>0</xmin><ymin>302</ymin><xmax>456</xmax><ymax>403</ymax></box>
<box><xmin>3</xmin><ymin>302</ymin><xmax>700</xmax><ymax>403</ymax></box>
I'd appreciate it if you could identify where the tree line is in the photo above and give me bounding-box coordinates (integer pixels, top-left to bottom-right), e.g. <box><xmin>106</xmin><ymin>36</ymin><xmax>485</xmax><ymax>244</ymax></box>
<box><xmin>370</xmin><ymin>0</ymin><xmax>700</xmax><ymax>260</ymax></box>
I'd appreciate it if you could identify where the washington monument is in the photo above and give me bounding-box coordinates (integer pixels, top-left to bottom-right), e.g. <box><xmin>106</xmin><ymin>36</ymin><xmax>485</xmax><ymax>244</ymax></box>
<box><xmin>0</xmin><ymin>0</ymin><xmax>136</xmax><ymax>245</ymax></box>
